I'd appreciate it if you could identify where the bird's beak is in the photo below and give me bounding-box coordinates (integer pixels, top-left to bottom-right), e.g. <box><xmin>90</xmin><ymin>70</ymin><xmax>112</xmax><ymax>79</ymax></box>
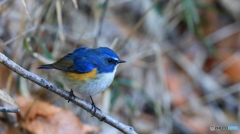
<box><xmin>118</xmin><ymin>60</ymin><xmax>126</xmax><ymax>63</ymax></box>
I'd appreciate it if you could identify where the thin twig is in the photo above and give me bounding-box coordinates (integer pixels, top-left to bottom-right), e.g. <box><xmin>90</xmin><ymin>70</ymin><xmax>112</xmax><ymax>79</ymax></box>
<box><xmin>0</xmin><ymin>53</ymin><xmax>138</xmax><ymax>134</ymax></box>
<box><xmin>204</xmin><ymin>83</ymin><xmax>240</xmax><ymax>103</ymax></box>
<box><xmin>206</xmin><ymin>22</ymin><xmax>240</xmax><ymax>44</ymax></box>
<box><xmin>56</xmin><ymin>0</ymin><xmax>65</xmax><ymax>43</ymax></box>
<box><xmin>2</xmin><ymin>27</ymin><xmax>36</xmax><ymax>46</ymax></box>
<box><xmin>0</xmin><ymin>106</ymin><xmax>20</xmax><ymax>113</ymax></box>
<box><xmin>119</xmin><ymin>0</ymin><xmax>160</xmax><ymax>50</ymax></box>
<box><xmin>20</xmin><ymin>0</ymin><xmax>31</xmax><ymax>19</ymax></box>
<box><xmin>72</xmin><ymin>0</ymin><xmax>78</xmax><ymax>9</ymax></box>
<box><xmin>94</xmin><ymin>0</ymin><xmax>109</xmax><ymax>48</ymax></box>
<box><xmin>0</xmin><ymin>0</ymin><xmax>8</xmax><ymax>6</ymax></box>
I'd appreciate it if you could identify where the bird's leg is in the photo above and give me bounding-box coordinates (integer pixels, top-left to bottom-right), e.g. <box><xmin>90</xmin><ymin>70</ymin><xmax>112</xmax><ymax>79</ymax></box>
<box><xmin>90</xmin><ymin>96</ymin><xmax>101</xmax><ymax>116</ymax></box>
<box><xmin>67</xmin><ymin>89</ymin><xmax>76</xmax><ymax>102</ymax></box>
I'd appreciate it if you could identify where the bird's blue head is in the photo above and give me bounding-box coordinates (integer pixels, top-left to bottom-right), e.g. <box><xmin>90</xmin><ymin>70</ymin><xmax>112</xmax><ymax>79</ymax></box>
<box><xmin>89</xmin><ymin>47</ymin><xmax>126</xmax><ymax>73</ymax></box>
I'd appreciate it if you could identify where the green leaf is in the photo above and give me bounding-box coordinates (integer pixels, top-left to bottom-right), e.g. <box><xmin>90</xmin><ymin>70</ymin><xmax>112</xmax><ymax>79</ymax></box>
<box><xmin>118</xmin><ymin>78</ymin><xmax>133</xmax><ymax>87</ymax></box>
<box><xmin>110</xmin><ymin>85</ymin><xmax>121</xmax><ymax>111</ymax></box>
<box><xmin>124</xmin><ymin>95</ymin><xmax>136</xmax><ymax>113</ymax></box>
<box><xmin>54</xmin><ymin>80</ymin><xmax>64</xmax><ymax>89</ymax></box>
<box><xmin>182</xmin><ymin>0</ymin><xmax>200</xmax><ymax>32</ymax></box>
<box><xmin>32</xmin><ymin>37</ymin><xmax>54</xmax><ymax>60</ymax></box>
<box><xmin>23</xmin><ymin>37</ymin><xmax>33</xmax><ymax>54</ymax></box>
<box><xmin>139</xmin><ymin>90</ymin><xmax>161</xmax><ymax>117</ymax></box>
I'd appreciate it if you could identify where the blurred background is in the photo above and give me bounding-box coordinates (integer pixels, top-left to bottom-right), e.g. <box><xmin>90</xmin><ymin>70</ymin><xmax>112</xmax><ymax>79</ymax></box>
<box><xmin>1</xmin><ymin>0</ymin><xmax>240</xmax><ymax>134</ymax></box>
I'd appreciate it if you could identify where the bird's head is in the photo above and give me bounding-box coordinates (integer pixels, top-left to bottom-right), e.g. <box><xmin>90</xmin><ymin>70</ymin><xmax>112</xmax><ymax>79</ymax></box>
<box><xmin>91</xmin><ymin>47</ymin><xmax>125</xmax><ymax>73</ymax></box>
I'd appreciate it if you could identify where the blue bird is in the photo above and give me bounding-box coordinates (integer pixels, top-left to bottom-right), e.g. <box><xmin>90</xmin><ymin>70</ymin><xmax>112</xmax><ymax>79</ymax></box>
<box><xmin>38</xmin><ymin>46</ymin><xmax>125</xmax><ymax>114</ymax></box>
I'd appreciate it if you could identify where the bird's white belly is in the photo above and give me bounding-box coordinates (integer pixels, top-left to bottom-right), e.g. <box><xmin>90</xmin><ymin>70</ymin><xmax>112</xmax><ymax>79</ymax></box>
<box><xmin>65</xmin><ymin>67</ymin><xmax>117</xmax><ymax>96</ymax></box>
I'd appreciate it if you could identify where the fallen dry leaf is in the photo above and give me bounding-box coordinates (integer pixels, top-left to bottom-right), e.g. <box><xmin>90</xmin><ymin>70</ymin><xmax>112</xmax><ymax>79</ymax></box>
<box><xmin>223</xmin><ymin>53</ymin><xmax>240</xmax><ymax>83</ymax></box>
<box><xmin>165</xmin><ymin>67</ymin><xmax>187</xmax><ymax>107</ymax></box>
<box><xmin>17</xmin><ymin>96</ymin><xmax>100</xmax><ymax>134</ymax></box>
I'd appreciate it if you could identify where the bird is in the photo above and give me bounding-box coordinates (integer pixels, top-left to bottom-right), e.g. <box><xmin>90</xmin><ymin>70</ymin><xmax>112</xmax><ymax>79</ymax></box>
<box><xmin>38</xmin><ymin>46</ymin><xmax>125</xmax><ymax>115</ymax></box>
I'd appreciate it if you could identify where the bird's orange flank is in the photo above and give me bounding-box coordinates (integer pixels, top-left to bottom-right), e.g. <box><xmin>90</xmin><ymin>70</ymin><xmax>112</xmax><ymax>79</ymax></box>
<box><xmin>66</xmin><ymin>68</ymin><xmax>97</xmax><ymax>81</ymax></box>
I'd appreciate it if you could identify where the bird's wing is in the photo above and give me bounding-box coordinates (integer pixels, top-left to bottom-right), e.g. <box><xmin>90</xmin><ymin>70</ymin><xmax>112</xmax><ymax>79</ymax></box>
<box><xmin>38</xmin><ymin>53</ymin><xmax>74</xmax><ymax>70</ymax></box>
<box><xmin>39</xmin><ymin>47</ymin><xmax>95</xmax><ymax>73</ymax></box>
<box><xmin>41</xmin><ymin>53</ymin><xmax>95</xmax><ymax>73</ymax></box>
<box><xmin>50</xmin><ymin>53</ymin><xmax>75</xmax><ymax>71</ymax></box>
<box><xmin>39</xmin><ymin>46</ymin><xmax>95</xmax><ymax>73</ymax></box>
<box><xmin>72</xmin><ymin>56</ymin><xmax>95</xmax><ymax>73</ymax></box>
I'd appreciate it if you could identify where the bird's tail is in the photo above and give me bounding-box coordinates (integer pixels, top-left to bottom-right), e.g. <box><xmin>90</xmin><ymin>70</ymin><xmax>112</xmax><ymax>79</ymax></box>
<box><xmin>38</xmin><ymin>64</ymin><xmax>53</xmax><ymax>69</ymax></box>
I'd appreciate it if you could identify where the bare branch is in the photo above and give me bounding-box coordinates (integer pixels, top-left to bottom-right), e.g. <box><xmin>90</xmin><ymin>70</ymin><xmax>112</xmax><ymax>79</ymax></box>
<box><xmin>0</xmin><ymin>53</ymin><xmax>137</xmax><ymax>134</ymax></box>
<box><xmin>0</xmin><ymin>106</ymin><xmax>20</xmax><ymax>113</ymax></box>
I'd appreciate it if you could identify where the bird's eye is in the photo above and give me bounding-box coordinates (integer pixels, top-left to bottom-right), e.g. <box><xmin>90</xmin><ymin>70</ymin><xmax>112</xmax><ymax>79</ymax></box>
<box><xmin>108</xmin><ymin>59</ymin><xmax>113</xmax><ymax>63</ymax></box>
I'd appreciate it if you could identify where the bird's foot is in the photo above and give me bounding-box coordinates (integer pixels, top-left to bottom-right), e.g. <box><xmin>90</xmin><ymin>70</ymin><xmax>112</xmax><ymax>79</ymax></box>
<box><xmin>67</xmin><ymin>89</ymin><xmax>76</xmax><ymax>102</ymax></box>
<box><xmin>91</xmin><ymin>102</ymin><xmax>101</xmax><ymax>116</ymax></box>
<box><xmin>90</xmin><ymin>96</ymin><xmax>101</xmax><ymax>116</ymax></box>
<box><xmin>100</xmin><ymin>116</ymin><xmax>106</xmax><ymax>121</ymax></box>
